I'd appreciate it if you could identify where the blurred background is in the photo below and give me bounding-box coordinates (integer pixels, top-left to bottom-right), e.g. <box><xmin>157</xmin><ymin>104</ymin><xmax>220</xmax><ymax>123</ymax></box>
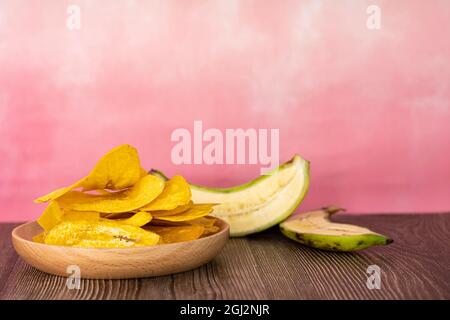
<box><xmin>0</xmin><ymin>0</ymin><xmax>449</xmax><ymax>221</ymax></box>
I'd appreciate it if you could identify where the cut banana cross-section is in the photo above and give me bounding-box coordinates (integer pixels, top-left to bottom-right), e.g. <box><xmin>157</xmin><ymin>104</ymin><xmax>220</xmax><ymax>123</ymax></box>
<box><xmin>280</xmin><ymin>206</ymin><xmax>393</xmax><ymax>251</ymax></box>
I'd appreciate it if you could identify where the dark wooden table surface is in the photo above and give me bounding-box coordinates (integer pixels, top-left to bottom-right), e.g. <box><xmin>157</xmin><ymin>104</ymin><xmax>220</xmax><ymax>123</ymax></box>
<box><xmin>1</xmin><ymin>214</ymin><xmax>449</xmax><ymax>300</ymax></box>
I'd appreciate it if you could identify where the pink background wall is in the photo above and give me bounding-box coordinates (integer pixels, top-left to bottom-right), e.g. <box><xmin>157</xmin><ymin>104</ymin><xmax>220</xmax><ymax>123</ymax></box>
<box><xmin>1</xmin><ymin>1</ymin><xmax>449</xmax><ymax>221</ymax></box>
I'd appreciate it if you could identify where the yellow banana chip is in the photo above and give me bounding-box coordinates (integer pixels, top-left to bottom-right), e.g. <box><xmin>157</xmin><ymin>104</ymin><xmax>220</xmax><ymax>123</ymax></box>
<box><xmin>63</xmin><ymin>210</ymin><xmax>100</xmax><ymax>221</ymax></box>
<box><xmin>94</xmin><ymin>189</ymin><xmax>113</xmax><ymax>196</ymax></box>
<box><xmin>185</xmin><ymin>216</ymin><xmax>219</xmax><ymax>237</ymax></box>
<box><xmin>140</xmin><ymin>175</ymin><xmax>191</xmax><ymax>211</ymax></box>
<box><xmin>32</xmin><ymin>144</ymin><xmax>217</xmax><ymax>248</ymax></box>
<box><xmin>119</xmin><ymin>211</ymin><xmax>153</xmax><ymax>227</ymax></box>
<box><xmin>145</xmin><ymin>225</ymin><xmax>205</xmax><ymax>244</ymax></box>
<box><xmin>188</xmin><ymin>216</ymin><xmax>218</xmax><ymax>227</ymax></box>
<box><xmin>32</xmin><ymin>232</ymin><xmax>46</xmax><ymax>243</ymax></box>
<box><xmin>202</xmin><ymin>225</ymin><xmax>220</xmax><ymax>237</ymax></box>
<box><xmin>150</xmin><ymin>201</ymin><xmax>193</xmax><ymax>217</ymax></box>
<box><xmin>35</xmin><ymin>145</ymin><xmax>144</xmax><ymax>203</ymax></box>
<box><xmin>102</xmin><ymin>212</ymin><xmax>134</xmax><ymax>219</ymax></box>
<box><xmin>37</xmin><ymin>201</ymin><xmax>64</xmax><ymax>232</ymax></box>
<box><xmin>45</xmin><ymin>219</ymin><xmax>160</xmax><ymax>248</ymax></box>
<box><xmin>154</xmin><ymin>204</ymin><xmax>214</xmax><ymax>222</ymax></box>
<box><xmin>140</xmin><ymin>167</ymin><xmax>149</xmax><ymax>178</ymax></box>
<box><xmin>56</xmin><ymin>175</ymin><xmax>164</xmax><ymax>213</ymax></box>
<box><xmin>149</xmin><ymin>219</ymin><xmax>188</xmax><ymax>226</ymax></box>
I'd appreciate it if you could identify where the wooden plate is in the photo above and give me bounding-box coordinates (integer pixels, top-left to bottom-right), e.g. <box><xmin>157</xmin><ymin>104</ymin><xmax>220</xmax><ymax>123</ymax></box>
<box><xmin>11</xmin><ymin>219</ymin><xmax>229</xmax><ymax>279</ymax></box>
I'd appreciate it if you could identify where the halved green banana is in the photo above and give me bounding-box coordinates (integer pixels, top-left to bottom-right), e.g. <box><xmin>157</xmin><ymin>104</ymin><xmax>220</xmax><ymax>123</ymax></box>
<box><xmin>280</xmin><ymin>206</ymin><xmax>393</xmax><ymax>251</ymax></box>
<box><xmin>189</xmin><ymin>155</ymin><xmax>310</xmax><ymax>237</ymax></box>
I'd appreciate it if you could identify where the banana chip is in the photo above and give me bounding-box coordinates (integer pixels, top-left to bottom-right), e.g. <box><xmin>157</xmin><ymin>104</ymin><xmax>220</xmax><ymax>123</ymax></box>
<box><xmin>102</xmin><ymin>212</ymin><xmax>134</xmax><ymax>219</ymax></box>
<box><xmin>149</xmin><ymin>219</ymin><xmax>189</xmax><ymax>226</ymax></box>
<box><xmin>56</xmin><ymin>175</ymin><xmax>164</xmax><ymax>213</ymax></box>
<box><xmin>119</xmin><ymin>211</ymin><xmax>153</xmax><ymax>227</ymax></box>
<box><xmin>150</xmin><ymin>201</ymin><xmax>193</xmax><ymax>217</ymax></box>
<box><xmin>63</xmin><ymin>210</ymin><xmax>100</xmax><ymax>221</ymax></box>
<box><xmin>35</xmin><ymin>145</ymin><xmax>144</xmax><ymax>203</ymax></box>
<box><xmin>45</xmin><ymin>219</ymin><xmax>160</xmax><ymax>248</ymax></box>
<box><xmin>154</xmin><ymin>204</ymin><xmax>214</xmax><ymax>222</ymax></box>
<box><xmin>32</xmin><ymin>145</ymin><xmax>221</xmax><ymax>248</ymax></box>
<box><xmin>185</xmin><ymin>216</ymin><xmax>219</xmax><ymax>237</ymax></box>
<box><xmin>202</xmin><ymin>225</ymin><xmax>220</xmax><ymax>236</ymax></box>
<box><xmin>32</xmin><ymin>232</ymin><xmax>46</xmax><ymax>243</ymax></box>
<box><xmin>37</xmin><ymin>201</ymin><xmax>64</xmax><ymax>232</ymax></box>
<box><xmin>188</xmin><ymin>216</ymin><xmax>218</xmax><ymax>227</ymax></box>
<box><xmin>150</xmin><ymin>215</ymin><xmax>220</xmax><ymax>237</ymax></box>
<box><xmin>140</xmin><ymin>175</ymin><xmax>191</xmax><ymax>211</ymax></box>
<box><xmin>146</xmin><ymin>225</ymin><xmax>205</xmax><ymax>244</ymax></box>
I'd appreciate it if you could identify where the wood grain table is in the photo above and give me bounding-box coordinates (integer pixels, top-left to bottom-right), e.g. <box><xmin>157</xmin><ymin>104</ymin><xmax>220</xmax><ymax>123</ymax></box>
<box><xmin>0</xmin><ymin>214</ymin><xmax>449</xmax><ymax>300</ymax></box>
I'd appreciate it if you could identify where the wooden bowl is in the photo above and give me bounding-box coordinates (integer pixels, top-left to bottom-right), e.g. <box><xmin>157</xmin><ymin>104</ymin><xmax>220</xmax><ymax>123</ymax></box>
<box><xmin>11</xmin><ymin>219</ymin><xmax>229</xmax><ymax>279</ymax></box>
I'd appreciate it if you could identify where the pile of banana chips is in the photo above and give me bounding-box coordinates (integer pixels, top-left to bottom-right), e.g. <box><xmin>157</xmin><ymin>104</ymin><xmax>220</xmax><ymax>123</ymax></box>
<box><xmin>33</xmin><ymin>145</ymin><xmax>219</xmax><ymax>248</ymax></box>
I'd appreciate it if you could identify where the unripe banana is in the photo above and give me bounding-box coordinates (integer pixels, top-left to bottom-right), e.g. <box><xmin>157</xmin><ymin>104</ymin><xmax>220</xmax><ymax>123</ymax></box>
<box><xmin>280</xmin><ymin>206</ymin><xmax>393</xmax><ymax>251</ymax></box>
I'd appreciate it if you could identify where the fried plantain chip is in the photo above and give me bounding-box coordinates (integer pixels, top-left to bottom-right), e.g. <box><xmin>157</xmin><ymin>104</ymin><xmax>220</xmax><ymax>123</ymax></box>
<box><xmin>94</xmin><ymin>189</ymin><xmax>113</xmax><ymax>196</ymax></box>
<box><xmin>185</xmin><ymin>216</ymin><xmax>219</xmax><ymax>237</ymax></box>
<box><xmin>201</xmin><ymin>225</ymin><xmax>220</xmax><ymax>237</ymax></box>
<box><xmin>101</xmin><ymin>212</ymin><xmax>134</xmax><ymax>219</ymax></box>
<box><xmin>145</xmin><ymin>225</ymin><xmax>204</xmax><ymax>244</ymax></box>
<box><xmin>45</xmin><ymin>219</ymin><xmax>160</xmax><ymax>248</ymax></box>
<box><xmin>33</xmin><ymin>232</ymin><xmax>46</xmax><ymax>243</ymax></box>
<box><xmin>139</xmin><ymin>175</ymin><xmax>191</xmax><ymax>211</ymax></box>
<box><xmin>56</xmin><ymin>175</ymin><xmax>164</xmax><ymax>213</ymax></box>
<box><xmin>37</xmin><ymin>201</ymin><xmax>64</xmax><ymax>232</ymax></box>
<box><xmin>118</xmin><ymin>211</ymin><xmax>152</xmax><ymax>227</ymax></box>
<box><xmin>188</xmin><ymin>216</ymin><xmax>218</xmax><ymax>227</ymax></box>
<box><xmin>35</xmin><ymin>145</ymin><xmax>144</xmax><ymax>203</ymax></box>
<box><xmin>150</xmin><ymin>201</ymin><xmax>193</xmax><ymax>217</ymax></box>
<box><xmin>63</xmin><ymin>210</ymin><xmax>100</xmax><ymax>221</ymax></box>
<box><xmin>154</xmin><ymin>204</ymin><xmax>214</xmax><ymax>222</ymax></box>
<box><xmin>148</xmin><ymin>219</ymin><xmax>189</xmax><ymax>226</ymax></box>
